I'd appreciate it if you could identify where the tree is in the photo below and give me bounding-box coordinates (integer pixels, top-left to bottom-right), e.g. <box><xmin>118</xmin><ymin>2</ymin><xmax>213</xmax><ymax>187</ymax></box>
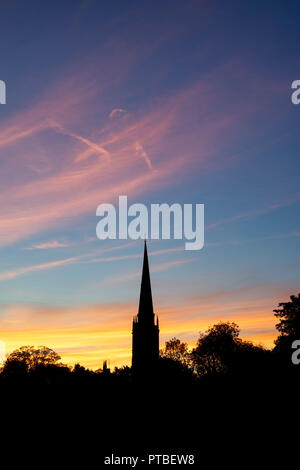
<box><xmin>230</xmin><ymin>339</ymin><xmax>271</xmax><ymax>377</ymax></box>
<box><xmin>113</xmin><ymin>366</ymin><xmax>131</xmax><ymax>376</ymax></box>
<box><xmin>191</xmin><ymin>322</ymin><xmax>240</xmax><ymax>376</ymax></box>
<box><xmin>191</xmin><ymin>322</ymin><xmax>270</xmax><ymax>378</ymax></box>
<box><xmin>160</xmin><ymin>337</ymin><xmax>190</xmax><ymax>366</ymax></box>
<box><xmin>274</xmin><ymin>293</ymin><xmax>300</xmax><ymax>359</ymax></box>
<box><xmin>274</xmin><ymin>293</ymin><xmax>300</xmax><ymax>339</ymax></box>
<box><xmin>4</xmin><ymin>345</ymin><xmax>61</xmax><ymax>372</ymax></box>
<box><xmin>73</xmin><ymin>363</ymin><xmax>88</xmax><ymax>375</ymax></box>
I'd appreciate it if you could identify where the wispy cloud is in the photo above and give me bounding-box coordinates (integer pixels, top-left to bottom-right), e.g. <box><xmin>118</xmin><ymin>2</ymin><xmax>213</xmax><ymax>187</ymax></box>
<box><xmin>50</xmin><ymin>121</ymin><xmax>111</xmax><ymax>162</ymax></box>
<box><xmin>0</xmin><ymin>244</ymin><xmax>184</xmax><ymax>282</ymax></box>
<box><xmin>0</xmin><ymin>257</ymin><xmax>79</xmax><ymax>281</ymax></box>
<box><xmin>23</xmin><ymin>240</ymin><xmax>71</xmax><ymax>250</ymax></box>
<box><xmin>0</xmin><ymin>60</ymin><xmax>273</xmax><ymax>248</ymax></box>
<box><xmin>88</xmin><ymin>246</ymin><xmax>183</xmax><ymax>263</ymax></box>
<box><xmin>207</xmin><ymin>200</ymin><xmax>300</xmax><ymax>231</ymax></box>
<box><xmin>109</xmin><ymin>108</ymin><xmax>127</xmax><ymax>119</ymax></box>
<box><xmin>135</xmin><ymin>141</ymin><xmax>152</xmax><ymax>170</ymax></box>
<box><xmin>102</xmin><ymin>257</ymin><xmax>195</xmax><ymax>285</ymax></box>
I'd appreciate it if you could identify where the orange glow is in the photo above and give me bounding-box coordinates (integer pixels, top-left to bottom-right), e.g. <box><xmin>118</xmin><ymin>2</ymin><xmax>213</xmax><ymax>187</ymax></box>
<box><xmin>0</xmin><ymin>297</ymin><xmax>278</xmax><ymax>370</ymax></box>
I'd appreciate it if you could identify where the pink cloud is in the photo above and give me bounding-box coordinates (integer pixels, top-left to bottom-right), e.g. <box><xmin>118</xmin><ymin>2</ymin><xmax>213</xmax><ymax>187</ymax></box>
<box><xmin>23</xmin><ymin>240</ymin><xmax>71</xmax><ymax>250</ymax></box>
<box><xmin>135</xmin><ymin>141</ymin><xmax>152</xmax><ymax>170</ymax></box>
<box><xmin>0</xmin><ymin>60</ymin><xmax>279</xmax><ymax>249</ymax></box>
<box><xmin>0</xmin><ymin>256</ymin><xmax>79</xmax><ymax>281</ymax></box>
<box><xmin>109</xmin><ymin>108</ymin><xmax>127</xmax><ymax>119</ymax></box>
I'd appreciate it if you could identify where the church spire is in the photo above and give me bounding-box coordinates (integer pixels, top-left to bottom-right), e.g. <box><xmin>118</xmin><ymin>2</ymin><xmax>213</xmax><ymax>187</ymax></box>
<box><xmin>132</xmin><ymin>241</ymin><xmax>159</xmax><ymax>373</ymax></box>
<box><xmin>138</xmin><ymin>241</ymin><xmax>154</xmax><ymax>321</ymax></box>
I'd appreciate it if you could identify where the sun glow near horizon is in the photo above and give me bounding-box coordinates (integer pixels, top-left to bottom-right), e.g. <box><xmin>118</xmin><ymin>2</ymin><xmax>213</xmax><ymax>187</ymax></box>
<box><xmin>0</xmin><ymin>296</ymin><xmax>279</xmax><ymax>369</ymax></box>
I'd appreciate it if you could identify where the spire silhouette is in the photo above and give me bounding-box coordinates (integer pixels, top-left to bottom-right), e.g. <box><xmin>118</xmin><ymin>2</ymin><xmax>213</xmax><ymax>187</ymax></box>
<box><xmin>132</xmin><ymin>241</ymin><xmax>159</xmax><ymax>373</ymax></box>
<box><xmin>138</xmin><ymin>241</ymin><xmax>154</xmax><ymax>321</ymax></box>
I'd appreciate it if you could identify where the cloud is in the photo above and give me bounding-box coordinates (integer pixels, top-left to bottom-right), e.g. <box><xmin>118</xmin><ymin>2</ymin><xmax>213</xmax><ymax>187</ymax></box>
<box><xmin>0</xmin><ymin>59</ymin><xmax>288</xmax><ymax>249</ymax></box>
<box><xmin>207</xmin><ymin>200</ymin><xmax>300</xmax><ymax>231</ymax></box>
<box><xmin>88</xmin><ymin>246</ymin><xmax>182</xmax><ymax>263</ymax></box>
<box><xmin>23</xmin><ymin>240</ymin><xmax>71</xmax><ymax>250</ymax></box>
<box><xmin>135</xmin><ymin>141</ymin><xmax>152</xmax><ymax>169</ymax></box>
<box><xmin>1</xmin><ymin>244</ymin><xmax>183</xmax><ymax>282</ymax></box>
<box><xmin>102</xmin><ymin>257</ymin><xmax>195</xmax><ymax>284</ymax></box>
<box><xmin>49</xmin><ymin>121</ymin><xmax>111</xmax><ymax>162</ymax></box>
<box><xmin>0</xmin><ymin>257</ymin><xmax>79</xmax><ymax>281</ymax></box>
<box><xmin>109</xmin><ymin>108</ymin><xmax>127</xmax><ymax>119</ymax></box>
<box><xmin>0</xmin><ymin>80</ymin><xmax>184</xmax><ymax>247</ymax></box>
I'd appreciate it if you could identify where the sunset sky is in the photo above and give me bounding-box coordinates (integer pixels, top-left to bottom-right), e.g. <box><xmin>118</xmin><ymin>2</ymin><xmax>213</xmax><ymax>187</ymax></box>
<box><xmin>0</xmin><ymin>0</ymin><xmax>300</xmax><ymax>369</ymax></box>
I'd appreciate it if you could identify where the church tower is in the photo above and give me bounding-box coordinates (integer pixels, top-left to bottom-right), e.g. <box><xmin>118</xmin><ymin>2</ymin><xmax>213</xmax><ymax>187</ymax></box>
<box><xmin>132</xmin><ymin>241</ymin><xmax>159</xmax><ymax>373</ymax></box>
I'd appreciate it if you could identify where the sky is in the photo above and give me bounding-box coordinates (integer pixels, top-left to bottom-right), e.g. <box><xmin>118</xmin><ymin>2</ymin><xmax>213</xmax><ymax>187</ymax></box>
<box><xmin>0</xmin><ymin>0</ymin><xmax>300</xmax><ymax>369</ymax></box>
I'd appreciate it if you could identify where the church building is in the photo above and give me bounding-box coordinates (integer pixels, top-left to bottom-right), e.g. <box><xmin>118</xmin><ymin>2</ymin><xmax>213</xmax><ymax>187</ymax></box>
<box><xmin>132</xmin><ymin>242</ymin><xmax>159</xmax><ymax>372</ymax></box>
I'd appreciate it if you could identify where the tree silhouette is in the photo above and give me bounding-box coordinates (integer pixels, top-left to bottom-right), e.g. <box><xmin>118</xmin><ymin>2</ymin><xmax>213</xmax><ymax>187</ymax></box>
<box><xmin>274</xmin><ymin>293</ymin><xmax>300</xmax><ymax>361</ymax></box>
<box><xmin>160</xmin><ymin>337</ymin><xmax>190</xmax><ymax>366</ymax></box>
<box><xmin>191</xmin><ymin>322</ymin><xmax>240</xmax><ymax>376</ymax></box>
<box><xmin>190</xmin><ymin>321</ymin><xmax>269</xmax><ymax>379</ymax></box>
<box><xmin>73</xmin><ymin>363</ymin><xmax>88</xmax><ymax>375</ymax></box>
<box><xmin>4</xmin><ymin>345</ymin><xmax>61</xmax><ymax>372</ymax></box>
<box><xmin>113</xmin><ymin>366</ymin><xmax>131</xmax><ymax>376</ymax></box>
<box><xmin>274</xmin><ymin>293</ymin><xmax>300</xmax><ymax>339</ymax></box>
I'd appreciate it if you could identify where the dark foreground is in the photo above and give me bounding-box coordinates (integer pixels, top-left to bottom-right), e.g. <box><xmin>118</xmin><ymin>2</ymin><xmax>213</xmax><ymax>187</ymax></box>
<box><xmin>0</xmin><ymin>363</ymin><xmax>298</xmax><ymax>467</ymax></box>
